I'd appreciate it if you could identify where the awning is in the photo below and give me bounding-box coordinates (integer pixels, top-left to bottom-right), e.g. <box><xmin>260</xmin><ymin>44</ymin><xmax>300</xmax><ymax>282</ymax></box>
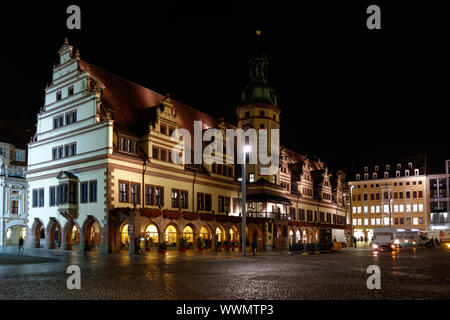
<box><xmin>246</xmin><ymin>193</ymin><xmax>292</xmax><ymax>205</ymax></box>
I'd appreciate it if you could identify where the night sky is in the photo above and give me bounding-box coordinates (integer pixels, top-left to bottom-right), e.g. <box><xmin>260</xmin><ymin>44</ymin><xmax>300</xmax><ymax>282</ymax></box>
<box><xmin>2</xmin><ymin>1</ymin><xmax>449</xmax><ymax>172</ymax></box>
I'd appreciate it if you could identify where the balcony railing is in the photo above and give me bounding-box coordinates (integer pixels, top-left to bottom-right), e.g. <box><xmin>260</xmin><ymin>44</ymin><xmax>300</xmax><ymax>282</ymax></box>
<box><xmin>248</xmin><ymin>211</ymin><xmax>289</xmax><ymax>220</ymax></box>
<box><xmin>0</xmin><ymin>168</ymin><xmax>25</xmax><ymax>178</ymax></box>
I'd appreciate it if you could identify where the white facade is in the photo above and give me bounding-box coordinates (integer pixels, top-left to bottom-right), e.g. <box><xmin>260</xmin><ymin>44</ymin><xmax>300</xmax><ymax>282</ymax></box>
<box><xmin>0</xmin><ymin>141</ymin><xmax>28</xmax><ymax>246</ymax></box>
<box><xmin>26</xmin><ymin>40</ymin><xmax>113</xmax><ymax>253</ymax></box>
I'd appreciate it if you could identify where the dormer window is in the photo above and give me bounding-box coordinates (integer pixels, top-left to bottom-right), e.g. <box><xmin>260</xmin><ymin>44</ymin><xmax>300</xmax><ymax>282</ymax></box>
<box><xmin>364</xmin><ymin>173</ymin><xmax>369</xmax><ymax>180</ymax></box>
<box><xmin>408</xmin><ymin>162</ymin><xmax>413</xmax><ymax>168</ymax></box>
<box><xmin>405</xmin><ymin>170</ymin><xmax>410</xmax><ymax>177</ymax></box>
<box><xmin>373</xmin><ymin>172</ymin><xmax>377</xmax><ymax>179</ymax></box>
<box><xmin>384</xmin><ymin>172</ymin><xmax>389</xmax><ymax>178</ymax></box>
<box><xmin>364</xmin><ymin>167</ymin><xmax>368</xmax><ymax>172</ymax></box>
<box><xmin>356</xmin><ymin>174</ymin><xmax>361</xmax><ymax>181</ymax></box>
<box><xmin>414</xmin><ymin>169</ymin><xmax>419</xmax><ymax>176</ymax></box>
<box><xmin>118</xmin><ymin>136</ymin><xmax>137</xmax><ymax>154</ymax></box>
<box><xmin>397</xmin><ymin>163</ymin><xmax>401</xmax><ymax>169</ymax></box>
<box><xmin>396</xmin><ymin>171</ymin><xmax>400</xmax><ymax>177</ymax></box>
<box><xmin>386</xmin><ymin>165</ymin><xmax>390</xmax><ymax>170</ymax></box>
<box><xmin>374</xmin><ymin>166</ymin><xmax>379</xmax><ymax>171</ymax></box>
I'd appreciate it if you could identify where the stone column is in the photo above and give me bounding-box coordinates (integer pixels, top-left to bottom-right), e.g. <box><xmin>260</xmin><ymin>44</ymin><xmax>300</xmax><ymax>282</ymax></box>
<box><xmin>100</xmin><ymin>223</ymin><xmax>109</xmax><ymax>254</ymax></box>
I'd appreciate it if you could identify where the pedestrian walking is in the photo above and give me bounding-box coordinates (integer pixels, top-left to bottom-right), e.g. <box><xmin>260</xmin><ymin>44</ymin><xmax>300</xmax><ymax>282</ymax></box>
<box><xmin>18</xmin><ymin>237</ymin><xmax>24</xmax><ymax>252</ymax></box>
<box><xmin>251</xmin><ymin>239</ymin><xmax>257</xmax><ymax>255</ymax></box>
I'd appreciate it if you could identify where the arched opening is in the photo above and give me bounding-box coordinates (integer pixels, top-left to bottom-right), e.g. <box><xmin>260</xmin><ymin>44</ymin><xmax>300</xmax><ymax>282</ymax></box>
<box><xmin>5</xmin><ymin>226</ymin><xmax>26</xmax><ymax>246</ymax></box>
<box><xmin>145</xmin><ymin>223</ymin><xmax>159</xmax><ymax>250</ymax></box>
<box><xmin>302</xmin><ymin>230</ymin><xmax>308</xmax><ymax>243</ymax></box>
<box><xmin>289</xmin><ymin>230</ymin><xmax>294</xmax><ymax>247</ymax></box>
<box><xmin>182</xmin><ymin>225</ymin><xmax>195</xmax><ymax>249</ymax></box>
<box><xmin>296</xmin><ymin>230</ymin><xmax>301</xmax><ymax>243</ymax></box>
<box><xmin>165</xmin><ymin>224</ymin><xmax>178</xmax><ymax>249</ymax></box>
<box><xmin>215</xmin><ymin>225</ymin><xmax>225</xmax><ymax>243</ymax></box>
<box><xmin>47</xmin><ymin>220</ymin><xmax>62</xmax><ymax>249</ymax></box>
<box><xmin>82</xmin><ymin>216</ymin><xmax>101</xmax><ymax>251</ymax></box>
<box><xmin>229</xmin><ymin>226</ymin><xmax>240</xmax><ymax>251</ymax></box>
<box><xmin>63</xmin><ymin>222</ymin><xmax>80</xmax><ymax>250</ymax></box>
<box><xmin>199</xmin><ymin>225</ymin><xmax>212</xmax><ymax>249</ymax></box>
<box><xmin>120</xmin><ymin>223</ymin><xmax>129</xmax><ymax>251</ymax></box>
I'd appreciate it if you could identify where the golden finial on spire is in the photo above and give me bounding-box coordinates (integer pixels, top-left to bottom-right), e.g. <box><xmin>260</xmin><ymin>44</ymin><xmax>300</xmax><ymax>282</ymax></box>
<box><xmin>75</xmin><ymin>49</ymin><xmax>80</xmax><ymax>60</ymax></box>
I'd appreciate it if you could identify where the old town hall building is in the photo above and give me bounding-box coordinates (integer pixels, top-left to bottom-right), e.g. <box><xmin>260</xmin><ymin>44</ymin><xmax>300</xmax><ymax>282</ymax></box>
<box><xmin>25</xmin><ymin>37</ymin><xmax>347</xmax><ymax>254</ymax></box>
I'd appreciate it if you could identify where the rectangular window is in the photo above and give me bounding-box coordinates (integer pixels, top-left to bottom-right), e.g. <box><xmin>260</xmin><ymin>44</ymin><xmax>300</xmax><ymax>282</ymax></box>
<box><xmin>66</xmin><ymin>113</ymin><xmax>72</xmax><ymax>125</ymax></box>
<box><xmin>56</xmin><ymin>91</ymin><xmax>62</xmax><ymax>101</ymax></box>
<box><xmin>160</xmin><ymin>124</ymin><xmax>167</xmax><ymax>134</ymax></box>
<box><xmin>180</xmin><ymin>190</ymin><xmax>188</xmax><ymax>209</ymax></box>
<box><xmin>155</xmin><ymin>187</ymin><xmax>164</xmax><ymax>206</ymax></box>
<box><xmin>197</xmin><ymin>193</ymin><xmax>204</xmax><ymax>211</ymax></box>
<box><xmin>152</xmin><ymin>147</ymin><xmax>158</xmax><ymax>159</ymax></box>
<box><xmin>80</xmin><ymin>182</ymin><xmax>88</xmax><ymax>203</ymax></box>
<box><xmin>160</xmin><ymin>149</ymin><xmax>166</xmax><ymax>161</ymax></box>
<box><xmin>205</xmin><ymin>194</ymin><xmax>212</xmax><ymax>211</ymax></box>
<box><xmin>399</xmin><ymin>204</ymin><xmax>404</xmax><ymax>212</ymax></box>
<box><xmin>58</xmin><ymin>146</ymin><xmax>64</xmax><ymax>159</ymax></box>
<box><xmin>218</xmin><ymin>196</ymin><xmax>224</xmax><ymax>212</ymax></box>
<box><xmin>65</xmin><ymin>145</ymin><xmax>71</xmax><ymax>158</ymax></box>
<box><xmin>249</xmin><ymin>173</ymin><xmax>255</xmax><ymax>183</ymax></box>
<box><xmin>131</xmin><ymin>183</ymin><xmax>140</xmax><ymax>205</ymax></box>
<box><xmin>39</xmin><ymin>188</ymin><xmax>45</xmax><ymax>207</ymax></box>
<box><xmin>50</xmin><ymin>186</ymin><xmax>56</xmax><ymax>206</ymax></box>
<box><xmin>406</xmin><ymin>204</ymin><xmax>411</xmax><ymax>212</ymax></box>
<box><xmin>145</xmin><ymin>185</ymin><xmax>154</xmax><ymax>205</ymax></box>
<box><xmin>400</xmin><ymin>218</ymin><xmax>404</xmax><ymax>224</ymax></box>
<box><xmin>11</xmin><ymin>200</ymin><xmax>19</xmax><ymax>214</ymax></box>
<box><xmin>72</xmin><ymin>111</ymin><xmax>77</xmax><ymax>123</ymax></box>
<box><xmin>119</xmin><ymin>181</ymin><xmax>129</xmax><ymax>203</ymax></box>
<box><xmin>89</xmin><ymin>181</ymin><xmax>97</xmax><ymax>202</ymax></box>
<box><xmin>59</xmin><ymin>116</ymin><xmax>64</xmax><ymax>127</ymax></box>
<box><xmin>384</xmin><ymin>205</ymin><xmax>389</xmax><ymax>213</ymax></box>
<box><xmin>418</xmin><ymin>203</ymin><xmax>423</xmax><ymax>212</ymax></box>
<box><xmin>69</xmin><ymin>183</ymin><xmax>77</xmax><ymax>204</ymax></box>
<box><xmin>68</xmin><ymin>86</ymin><xmax>74</xmax><ymax>96</ymax></box>
<box><xmin>71</xmin><ymin>143</ymin><xmax>77</xmax><ymax>156</ymax></box>
<box><xmin>53</xmin><ymin>148</ymin><xmax>58</xmax><ymax>160</ymax></box>
<box><xmin>54</xmin><ymin>117</ymin><xmax>59</xmax><ymax>129</ymax></box>
<box><xmin>376</xmin><ymin>206</ymin><xmax>380</xmax><ymax>213</ymax></box>
<box><xmin>406</xmin><ymin>191</ymin><xmax>411</xmax><ymax>199</ymax></box>
<box><xmin>172</xmin><ymin>189</ymin><xmax>179</xmax><ymax>208</ymax></box>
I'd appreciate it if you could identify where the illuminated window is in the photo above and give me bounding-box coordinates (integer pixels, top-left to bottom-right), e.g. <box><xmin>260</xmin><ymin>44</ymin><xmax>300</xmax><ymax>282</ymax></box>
<box><xmin>394</xmin><ymin>205</ymin><xmax>398</xmax><ymax>212</ymax></box>
<box><xmin>413</xmin><ymin>218</ymin><xmax>418</xmax><ymax>225</ymax></box>
<box><xmin>384</xmin><ymin>172</ymin><xmax>389</xmax><ymax>178</ymax></box>
<box><xmin>384</xmin><ymin>205</ymin><xmax>389</xmax><ymax>213</ymax></box>
<box><xmin>352</xmin><ymin>207</ymin><xmax>357</xmax><ymax>214</ymax></box>
<box><xmin>371</xmin><ymin>218</ymin><xmax>375</xmax><ymax>225</ymax></box>
<box><xmin>384</xmin><ymin>217</ymin><xmax>390</xmax><ymax>225</ymax></box>
<box><xmin>357</xmin><ymin>206</ymin><xmax>361</xmax><ymax>213</ymax></box>
<box><xmin>364</xmin><ymin>206</ymin><xmax>368</xmax><ymax>213</ymax></box>
<box><xmin>145</xmin><ymin>224</ymin><xmax>159</xmax><ymax>244</ymax></box>
<box><xmin>399</xmin><ymin>204</ymin><xmax>404</xmax><ymax>212</ymax></box>
<box><xmin>418</xmin><ymin>204</ymin><xmax>423</xmax><ymax>212</ymax></box>
<box><xmin>376</xmin><ymin>218</ymin><xmax>381</xmax><ymax>225</ymax></box>
<box><xmin>364</xmin><ymin>219</ymin><xmax>369</xmax><ymax>226</ymax></box>
<box><xmin>370</xmin><ymin>206</ymin><xmax>375</xmax><ymax>213</ymax></box>
<box><xmin>376</xmin><ymin>206</ymin><xmax>380</xmax><ymax>213</ymax></box>
<box><xmin>406</xmin><ymin>204</ymin><xmax>411</xmax><ymax>212</ymax></box>
<box><xmin>413</xmin><ymin>204</ymin><xmax>418</xmax><ymax>212</ymax></box>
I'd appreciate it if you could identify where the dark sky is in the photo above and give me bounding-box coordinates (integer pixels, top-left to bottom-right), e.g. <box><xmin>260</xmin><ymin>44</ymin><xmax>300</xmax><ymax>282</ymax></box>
<box><xmin>1</xmin><ymin>1</ymin><xmax>449</xmax><ymax>171</ymax></box>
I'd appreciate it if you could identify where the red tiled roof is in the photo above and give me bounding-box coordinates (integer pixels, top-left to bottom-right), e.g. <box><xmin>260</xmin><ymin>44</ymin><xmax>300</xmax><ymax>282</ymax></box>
<box><xmin>79</xmin><ymin>61</ymin><xmax>234</xmax><ymax>138</ymax></box>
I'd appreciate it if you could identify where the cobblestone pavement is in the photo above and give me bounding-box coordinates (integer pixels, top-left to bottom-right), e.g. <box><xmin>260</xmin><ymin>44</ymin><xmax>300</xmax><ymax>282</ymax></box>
<box><xmin>0</xmin><ymin>246</ymin><xmax>449</xmax><ymax>300</ymax></box>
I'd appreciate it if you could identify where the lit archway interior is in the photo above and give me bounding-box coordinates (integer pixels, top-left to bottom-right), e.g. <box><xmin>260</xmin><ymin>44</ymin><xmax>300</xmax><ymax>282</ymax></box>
<box><xmin>121</xmin><ymin>224</ymin><xmax>129</xmax><ymax>247</ymax></box>
<box><xmin>71</xmin><ymin>225</ymin><xmax>80</xmax><ymax>247</ymax></box>
<box><xmin>89</xmin><ymin>221</ymin><xmax>101</xmax><ymax>249</ymax></box>
<box><xmin>145</xmin><ymin>224</ymin><xmax>159</xmax><ymax>244</ymax></box>
<box><xmin>183</xmin><ymin>226</ymin><xmax>194</xmax><ymax>246</ymax></box>
<box><xmin>200</xmin><ymin>226</ymin><xmax>210</xmax><ymax>239</ymax></box>
<box><xmin>165</xmin><ymin>225</ymin><xmax>177</xmax><ymax>246</ymax></box>
<box><xmin>296</xmin><ymin>230</ymin><xmax>301</xmax><ymax>243</ymax></box>
<box><xmin>215</xmin><ymin>226</ymin><xmax>224</xmax><ymax>242</ymax></box>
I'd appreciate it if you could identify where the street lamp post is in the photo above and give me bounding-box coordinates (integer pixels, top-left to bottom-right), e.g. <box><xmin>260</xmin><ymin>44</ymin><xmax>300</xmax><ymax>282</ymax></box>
<box><xmin>349</xmin><ymin>185</ymin><xmax>355</xmax><ymax>239</ymax></box>
<box><xmin>241</xmin><ymin>145</ymin><xmax>251</xmax><ymax>257</ymax></box>
<box><xmin>389</xmin><ymin>198</ymin><xmax>393</xmax><ymax>228</ymax></box>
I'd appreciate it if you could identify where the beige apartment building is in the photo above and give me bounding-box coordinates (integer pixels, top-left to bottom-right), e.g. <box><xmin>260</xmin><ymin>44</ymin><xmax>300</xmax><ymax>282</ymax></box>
<box><xmin>349</xmin><ymin>155</ymin><xmax>428</xmax><ymax>241</ymax></box>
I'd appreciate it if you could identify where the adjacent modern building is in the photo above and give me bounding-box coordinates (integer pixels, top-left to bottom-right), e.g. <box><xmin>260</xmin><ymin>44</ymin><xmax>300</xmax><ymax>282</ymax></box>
<box><xmin>348</xmin><ymin>155</ymin><xmax>428</xmax><ymax>241</ymax></box>
<box><xmin>26</xmin><ymin>36</ymin><xmax>347</xmax><ymax>254</ymax></box>
<box><xmin>0</xmin><ymin>134</ymin><xmax>28</xmax><ymax>246</ymax></box>
<box><xmin>427</xmin><ymin>160</ymin><xmax>449</xmax><ymax>231</ymax></box>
